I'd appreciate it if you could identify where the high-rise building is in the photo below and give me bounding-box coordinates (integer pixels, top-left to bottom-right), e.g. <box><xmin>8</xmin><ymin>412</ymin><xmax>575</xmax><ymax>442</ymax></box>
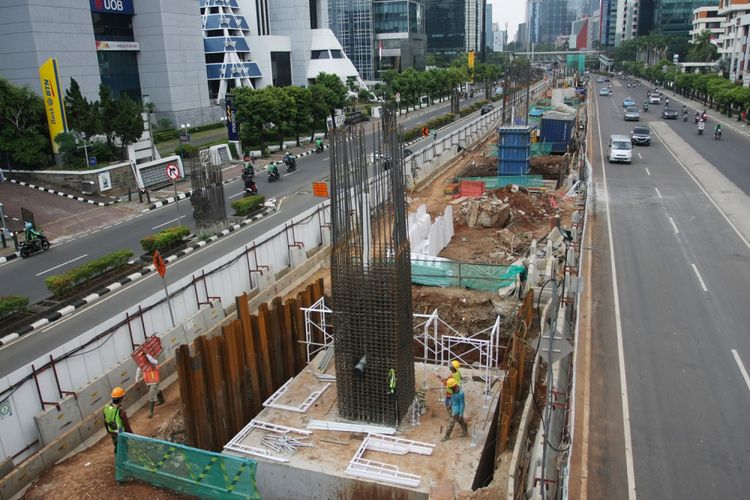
<box><xmin>485</xmin><ymin>3</ymin><xmax>494</xmax><ymax>51</ymax></box>
<box><xmin>328</xmin><ymin>0</ymin><xmax>375</xmax><ymax>80</ymax></box>
<box><xmin>654</xmin><ymin>0</ymin><xmax>717</xmax><ymax>38</ymax></box>
<box><xmin>492</xmin><ymin>29</ymin><xmax>507</xmax><ymax>51</ymax></box>
<box><xmin>690</xmin><ymin>6</ymin><xmax>723</xmax><ymax>45</ymax></box>
<box><xmin>717</xmin><ymin>0</ymin><xmax>750</xmax><ymax>85</ymax></box>
<box><xmin>527</xmin><ymin>0</ymin><xmax>573</xmax><ymax>45</ymax></box>
<box><xmin>425</xmin><ymin>0</ymin><xmax>466</xmax><ymax>59</ymax></box>
<box><xmin>465</xmin><ymin>0</ymin><xmax>484</xmax><ymax>52</ymax></box>
<box><xmin>373</xmin><ymin>0</ymin><xmax>427</xmax><ymax>75</ymax></box>
<box><xmin>516</xmin><ymin>22</ymin><xmax>528</xmax><ymax>49</ymax></box>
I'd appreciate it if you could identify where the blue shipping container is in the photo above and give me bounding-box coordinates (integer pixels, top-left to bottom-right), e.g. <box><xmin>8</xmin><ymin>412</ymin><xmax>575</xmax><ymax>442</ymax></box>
<box><xmin>498</xmin><ymin>126</ymin><xmax>531</xmax><ymax>175</ymax></box>
<box><xmin>540</xmin><ymin>112</ymin><xmax>575</xmax><ymax>154</ymax></box>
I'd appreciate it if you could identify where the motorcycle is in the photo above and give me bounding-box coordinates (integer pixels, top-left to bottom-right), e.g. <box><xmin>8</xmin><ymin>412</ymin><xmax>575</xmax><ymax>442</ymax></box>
<box><xmin>714</xmin><ymin>129</ymin><xmax>722</xmax><ymax>141</ymax></box>
<box><xmin>242</xmin><ymin>173</ymin><xmax>258</xmax><ymax>196</ymax></box>
<box><xmin>643</xmin><ymin>102</ymin><xmax>649</xmax><ymax>112</ymax></box>
<box><xmin>683</xmin><ymin>113</ymin><xmax>688</xmax><ymax>122</ymax></box>
<box><xmin>694</xmin><ymin>114</ymin><xmax>700</xmax><ymax>124</ymax></box>
<box><xmin>268</xmin><ymin>166</ymin><xmax>280</xmax><ymax>182</ymax></box>
<box><xmin>698</xmin><ymin>122</ymin><xmax>705</xmax><ymax>135</ymax></box>
<box><xmin>20</xmin><ymin>234</ymin><xmax>50</xmax><ymax>258</ymax></box>
<box><xmin>315</xmin><ymin>141</ymin><xmax>324</xmax><ymax>153</ymax></box>
<box><xmin>283</xmin><ymin>156</ymin><xmax>296</xmax><ymax>173</ymax></box>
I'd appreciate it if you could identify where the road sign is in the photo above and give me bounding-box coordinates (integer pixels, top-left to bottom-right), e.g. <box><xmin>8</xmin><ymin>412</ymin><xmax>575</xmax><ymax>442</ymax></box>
<box><xmin>153</xmin><ymin>249</ymin><xmax>167</xmax><ymax>278</ymax></box>
<box><xmin>312</xmin><ymin>181</ymin><xmax>329</xmax><ymax>198</ymax></box>
<box><xmin>166</xmin><ymin>163</ymin><xmax>180</xmax><ymax>180</ymax></box>
<box><xmin>421</xmin><ymin>127</ymin><xmax>430</xmax><ymax>137</ymax></box>
<box><xmin>395</xmin><ymin>92</ymin><xmax>401</xmax><ymax>103</ymax></box>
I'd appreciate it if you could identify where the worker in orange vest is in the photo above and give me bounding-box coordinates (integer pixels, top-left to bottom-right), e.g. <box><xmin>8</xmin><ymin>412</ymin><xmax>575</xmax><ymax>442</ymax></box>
<box><xmin>136</xmin><ymin>353</ymin><xmax>164</xmax><ymax>418</ymax></box>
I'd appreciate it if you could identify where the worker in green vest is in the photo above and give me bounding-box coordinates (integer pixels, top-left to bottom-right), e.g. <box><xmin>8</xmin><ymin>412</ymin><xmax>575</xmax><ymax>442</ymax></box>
<box><xmin>103</xmin><ymin>386</ymin><xmax>132</xmax><ymax>452</ymax></box>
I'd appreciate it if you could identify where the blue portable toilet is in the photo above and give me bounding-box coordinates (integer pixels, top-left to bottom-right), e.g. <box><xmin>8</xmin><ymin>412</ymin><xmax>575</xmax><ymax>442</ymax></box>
<box><xmin>539</xmin><ymin>111</ymin><xmax>576</xmax><ymax>153</ymax></box>
<box><xmin>497</xmin><ymin>126</ymin><xmax>533</xmax><ymax>175</ymax></box>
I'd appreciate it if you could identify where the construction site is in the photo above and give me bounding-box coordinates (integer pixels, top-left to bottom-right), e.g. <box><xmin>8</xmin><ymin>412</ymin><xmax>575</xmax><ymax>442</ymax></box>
<box><xmin>6</xmin><ymin>85</ymin><xmax>589</xmax><ymax>500</ymax></box>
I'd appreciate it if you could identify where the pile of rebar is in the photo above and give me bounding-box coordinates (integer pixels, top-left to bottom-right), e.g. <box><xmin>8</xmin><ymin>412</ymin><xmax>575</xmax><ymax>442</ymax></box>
<box><xmin>261</xmin><ymin>433</ymin><xmax>313</xmax><ymax>456</ymax></box>
<box><xmin>330</xmin><ymin>105</ymin><xmax>415</xmax><ymax>425</ymax></box>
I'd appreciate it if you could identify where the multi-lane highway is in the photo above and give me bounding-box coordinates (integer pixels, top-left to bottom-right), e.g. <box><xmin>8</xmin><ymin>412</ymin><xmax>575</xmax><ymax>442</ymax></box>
<box><xmin>583</xmin><ymin>77</ymin><xmax>750</xmax><ymax>499</ymax></box>
<box><xmin>0</xmin><ymin>96</ymin><xmax>484</xmax><ymax>302</ymax></box>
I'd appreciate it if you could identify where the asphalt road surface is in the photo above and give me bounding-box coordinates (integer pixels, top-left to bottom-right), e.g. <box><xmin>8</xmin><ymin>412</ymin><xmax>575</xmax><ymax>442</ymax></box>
<box><xmin>585</xmin><ymin>77</ymin><xmax>750</xmax><ymax>499</ymax></box>
<box><xmin>0</xmin><ymin>95</ymin><xmax>486</xmax><ymax>302</ymax></box>
<box><xmin>0</xmin><ymin>92</ymin><xmax>508</xmax><ymax>377</ymax></box>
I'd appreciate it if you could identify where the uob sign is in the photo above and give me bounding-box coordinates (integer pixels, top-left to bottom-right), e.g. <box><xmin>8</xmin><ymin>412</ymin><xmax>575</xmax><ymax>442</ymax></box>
<box><xmin>90</xmin><ymin>0</ymin><xmax>134</xmax><ymax>15</ymax></box>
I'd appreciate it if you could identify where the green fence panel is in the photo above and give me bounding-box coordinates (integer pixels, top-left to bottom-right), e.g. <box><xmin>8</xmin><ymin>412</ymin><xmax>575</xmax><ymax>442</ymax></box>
<box><xmin>457</xmin><ymin>175</ymin><xmax>545</xmax><ymax>189</ymax></box>
<box><xmin>411</xmin><ymin>259</ymin><xmax>524</xmax><ymax>291</ymax></box>
<box><xmin>115</xmin><ymin>433</ymin><xmax>260</xmax><ymax>499</ymax></box>
<box><xmin>530</xmin><ymin>142</ymin><xmax>554</xmax><ymax>156</ymax></box>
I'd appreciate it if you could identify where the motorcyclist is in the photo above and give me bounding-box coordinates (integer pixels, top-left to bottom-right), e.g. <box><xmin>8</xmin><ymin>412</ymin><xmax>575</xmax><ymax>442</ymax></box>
<box><xmin>315</xmin><ymin>138</ymin><xmax>324</xmax><ymax>152</ymax></box>
<box><xmin>682</xmin><ymin>104</ymin><xmax>687</xmax><ymax>114</ymax></box>
<box><xmin>714</xmin><ymin>124</ymin><xmax>722</xmax><ymax>139</ymax></box>
<box><xmin>24</xmin><ymin>222</ymin><xmax>42</xmax><ymax>242</ymax></box>
<box><xmin>283</xmin><ymin>153</ymin><xmax>296</xmax><ymax>171</ymax></box>
<box><xmin>695</xmin><ymin>111</ymin><xmax>700</xmax><ymax>123</ymax></box>
<box><xmin>268</xmin><ymin>163</ymin><xmax>280</xmax><ymax>179</ymax></box>
<box><xmin>665</xmin><ymin>97</ymin><xmax>669</xmax><ymax>106</ymax></box>
<box><xmin>698</xmin><ymin>119</ymin><xmax>705</xmax><ymax>134</ymax></box>
<box><xmin>702</xmin><ymin>110</ymin><xmax>708</xmax><ymax>121</ymax></box>
<box><xmin>242</xmin><ymin>159</ymin><xmax>254</xmax><ymax>179</ymax></box>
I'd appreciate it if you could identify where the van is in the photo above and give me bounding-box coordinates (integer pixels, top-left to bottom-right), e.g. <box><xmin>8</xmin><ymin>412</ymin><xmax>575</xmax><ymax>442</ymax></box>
<box><xmin>608</xmin><ymin>134</ymin><xmax>632</xmax><ymax>164</ymax></box>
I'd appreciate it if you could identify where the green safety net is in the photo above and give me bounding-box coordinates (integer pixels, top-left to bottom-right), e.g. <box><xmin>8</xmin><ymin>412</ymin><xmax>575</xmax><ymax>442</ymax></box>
<box><xmin>457</xmin><ymin>175</ymin><xmax>545</xmax><ymax>188</ymax></box>
<box><xmin>115</xmin><ymin>433</ymin><xmax>260</xmax><ymax>499</ymax></box>
<box><xmin>411</xmin><ymin>259</ymin><xmax>525</xmax><ymax>291</ymax></box>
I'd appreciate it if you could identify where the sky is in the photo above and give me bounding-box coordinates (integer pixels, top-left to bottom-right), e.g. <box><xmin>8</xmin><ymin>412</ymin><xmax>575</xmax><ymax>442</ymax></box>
<box><xmin>490</xmin><ymin>0</ymin><xmax>526</xmax><ymax>42</ymax></box>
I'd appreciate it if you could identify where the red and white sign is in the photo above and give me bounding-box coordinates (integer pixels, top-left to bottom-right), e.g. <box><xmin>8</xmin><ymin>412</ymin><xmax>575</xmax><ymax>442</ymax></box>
<box><xmin>165</xmin><ymin>163</ymin><xmax>181</xmax><ymax>180</ymax></box>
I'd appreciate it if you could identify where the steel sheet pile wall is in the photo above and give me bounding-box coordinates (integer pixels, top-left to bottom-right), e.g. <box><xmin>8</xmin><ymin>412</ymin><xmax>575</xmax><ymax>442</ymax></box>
<box><xmin>176</xmin><ymin>283</ymin><xmax>324</xmax><ymax>452</ymax></box>
<box><xmin>330</xmin><ymin>106</ymin><xmax>414</xmax><ymax>424</ymax></box>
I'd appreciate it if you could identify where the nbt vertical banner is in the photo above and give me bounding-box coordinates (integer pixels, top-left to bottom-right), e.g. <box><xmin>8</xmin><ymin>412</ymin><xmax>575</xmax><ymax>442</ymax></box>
<box><xmin>38</xmin><ymin>58</ymin><xmax>68</xmax><ymax>154</ymax></box>
<box><xmin>224</xmin><ymin>94</ymin><xmax>240</xmax><ymax>142</ymax></box>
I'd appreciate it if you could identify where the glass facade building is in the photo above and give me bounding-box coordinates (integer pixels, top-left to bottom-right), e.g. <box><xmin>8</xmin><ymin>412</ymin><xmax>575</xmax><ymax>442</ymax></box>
<box><xmin>425</xmin><ymin>0</ymin><xmax>465</xmax><ymax>58</ymax></box>
<box><xmin>328</xmin><ymin>0</ymin><xmax>374</xmax><ymax>80</ymax></box>
<box><xmin>655</xmin><ymin>0</ymin><xmax>717</xmax><ymax>38</ymax></box>
<box><xmin>373</xmin><ymin>0</ymin><xmax>426</xmax><ymax>74</ymax></box>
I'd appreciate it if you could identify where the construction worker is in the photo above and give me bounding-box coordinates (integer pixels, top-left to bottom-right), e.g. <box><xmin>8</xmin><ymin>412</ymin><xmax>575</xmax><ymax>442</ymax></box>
<box><xmin>441</xmin><ymin>378</ymin><xmax>468</xmax><ymax>441</ymax></box>
<box><xmin>135</xmin><ymin>353</ymin><xmax>163</xmax><ymax>418</ymax></box>
<box><xmin>437</xmin><ymin>360</ymin><xmax>462</xmax><ymax>414</ymax></box>
<box><xmin>103</xmin><ymin>387</ymin><xmax>132</xmax><ymax>452</ymax></box>
<box><xmin>450</xmin><ymin>360</ymin><xmax>462</xmax><ymax>386</ymax></box>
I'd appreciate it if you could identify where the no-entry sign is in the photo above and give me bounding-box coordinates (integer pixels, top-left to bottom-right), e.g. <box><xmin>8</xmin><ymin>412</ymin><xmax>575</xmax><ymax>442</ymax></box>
<box><xmin>166</xmin><ymin>163</ymin><xmax>180</xmax><ymax>180</ymax></box>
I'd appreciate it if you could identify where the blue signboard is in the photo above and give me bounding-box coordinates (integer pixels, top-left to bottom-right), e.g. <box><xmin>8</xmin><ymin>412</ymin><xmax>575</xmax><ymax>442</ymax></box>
<box><xmin>90</xmin><ymin>0</ymin><xmax>134</xmax><ymax>15</ymax></box>
<box><xmin>225</xmin><ymin>94</ymin><xmax>240</xmax><ymax>142</ymax></box>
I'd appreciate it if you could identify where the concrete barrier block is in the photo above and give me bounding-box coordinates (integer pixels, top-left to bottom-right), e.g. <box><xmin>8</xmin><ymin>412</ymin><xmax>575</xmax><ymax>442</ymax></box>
<box><xmin>0</xmin><ymin>457</ymin><xmax>13</xmax><ymax>481</ymax></box>
<box><xmin>74</xmin><ymin>374</ymin><xmax>112</xmax><ymax>417</ymax></box>
<box><xmin>159</xmin><ymin>357</ymin><xmax>177</xmax><ymax>379</ymax></box>
<box><xmin>256</xmin><ymin>265</ymin><xmax>276</xmax><ymax>290</ymax></box>
<box><xmin>0</xmin><ymin>453</ymin><xmax>44</xmax><ymax>500</ymax></box>
<box><xmin>33</xmin><ymin>395</ymin><xmax>82</xmax><ymax>446</ymax></box>
<box><xmin>77</xmin><ymin>407</ymin><xmax>105</xmax><ymax>443</ymax></box>
<box><xmin>106</xmin><ymin>356</ymin><xmax>137</xmax><ymax>391</ymax></box>
<box><xmin>201</xmin><ymin>301</ymin><xmax>225</xmax><ymax>327</ymax></box>
<box><xmin>39</xmin><ymin>424</ymin><xmax>83</xmax><ymax>468</ymax></box>
<box><xmin>289</xmin><ymin>246</ymin><xmax>306</xmax><ymax>267</ymax></box>
<box><xmin>183</xmin><ymin>309</ymin><xmax>208</xmax><ymax>343</ymax></box>
<box><xmin>158</xmin><ymin>325</ymin><xmax>188</xmax><ymax>362</ymax></box>
<box><xmin>122</xmin><ymin>380</ymin><xmax>148</xmax><ymax>408</ymax></box>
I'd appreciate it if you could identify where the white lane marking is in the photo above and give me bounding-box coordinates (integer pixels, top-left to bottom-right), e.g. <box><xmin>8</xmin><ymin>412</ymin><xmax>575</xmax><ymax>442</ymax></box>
<box><xmin>654</xmin><ymin>187</ymin><xmax>663</xmax><ymax>199</ymax></box>
<box><xmin>645</xmin><ymin>168</ymin><xmax>651</xmax><ymax>176</ymax></box>
<box><xmin>283</xmin><ymin>169</ymin><xmax>300</xmax><ymax>177</ymax></box>
<box><xmin>690</xmin><ymin>263</ymin><xmax>709</xmax><ymax>292</ymax></box>
<box><xmin>655</xmin><ymin>128</ymin><xmax>750</xmax><ymax>252</ymax></box>
<box><xmin>595</xmin><ymin>92</ymin><xmax>637</xmax><ymax>500</ymax></box>
<box><xmin>35</xmin><ymin>254</ymin><xmax>89</xmax><ymax>277</ymax></box>
<box><xmin>228</xmin><ymin>191</ymin><xmax>244</xmax><ymax>199</ymax></box>
<box><xmin>152</xmin><ymin>216</ymin><xmax>186</xmax><ymax>230</ymax></box>
<box><xmin>731</xmin><ymin>350</ymin><xmax>750</xmax><ymax>392</ymax></box>
<box><xmin>668</xmin><ymin>216</ymin><xmax>680</xmax><ymax>235</ymax></box>
<box><xmin>322</xmin><ymin>157</ymin><xmax>330</xmax><ymax>161</ymax></box>
<box><xmin>637</xmin><ymin>152</ymin><xmax>642</xmax><ymax>159</ymax></box>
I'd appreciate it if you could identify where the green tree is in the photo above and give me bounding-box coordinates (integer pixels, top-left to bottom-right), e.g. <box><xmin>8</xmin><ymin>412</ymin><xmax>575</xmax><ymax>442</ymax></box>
<box><xmin>235</xmin><ymin>87</ymin><xmax>271</xmax><ymax>154</ymax></box>
<box><xmin>310</xmin><ymin>72</ymin><xmax>347</xmax><ymax>129</ymax></box>
<box><xmin>263</xmin><ymin>86</ymin><xmax>294</xmax><ymax>148</ymax></box>
<box><xmin>285</xmin><ymin>86</ymin><xmax>313</xmax><ymax>145</ymax></box>
<box><xmin>111</xmin><ymin>95</ymin><xmax>144</xmax><ymax>154</ymax></box>
<box><xmin>0</xmin><ymin>77</ymin><xmax>50</xmax><ymax>168</ymax></box>
<box><xmin>64</xmin><ymin>78</ymin><xmax>99</xmax><ymax>139</ymax></box>
<box><xmin>98</xmin><ymin>85</ymin><xmax>117</xmax><ymax>145</ymax></box>
<box><xmin>687</xmin><ymin>30</ymin><xmax>718</xmax><ymax>63</ymax></box>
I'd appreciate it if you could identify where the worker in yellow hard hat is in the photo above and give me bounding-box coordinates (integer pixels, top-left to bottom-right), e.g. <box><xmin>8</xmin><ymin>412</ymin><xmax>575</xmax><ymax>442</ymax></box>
<box><xmin>437</xmin><ymin>360</ymin><xmax>463</xmax><ymax>415</ymax></box>
<box><xmin>103</xmin><ymin>386</ymin><xmax>132</xmax><ymax>452</ymax></box>
<box><xmin>450</xmin><ymin>360</ymin><xmax>462</xmax><ymax>387</ymax></box>
<box><xmin>441</xmin><ymin>378</ymin><xmax>468</xmax><ymax>441</ymax></box>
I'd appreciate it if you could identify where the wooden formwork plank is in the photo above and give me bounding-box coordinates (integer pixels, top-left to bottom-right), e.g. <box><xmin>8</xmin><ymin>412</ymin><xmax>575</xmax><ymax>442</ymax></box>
<box><xmin>289</xmin><ymin>297</ymin><xmax>307</xmax><ymax>372</ymax></box>
<box><xmin>227</xmin><ymin>315</ymin><xmax>252</xmax><ymax>424</ymax></box>
<box><xmin>193</xmin><ymin>336</ymin><xmax>218</xmax><ymax>451</ymax></box>
<box><xmin>255</xmin><ymin>303</ymin><xmax>278</xmax><ymax>397</ymax></box>
<box><xmin>280</xmin><ymin>299</ymin><xmax>298</xmax><ymax>377</ymax></box>
<box><xmin>498</xmin><ymin>414</ymin><xmax>510</xmax><ymax>453</ymax></box>
<box><xmin>270</xmin><ymin>297</ymin><xmax>293</xmax><ymax>381</ymax></box>
<box><xmin>221</xmin><ymin>321</ymin><xmax>244</xmax><ymax>435</ymax></box>
<box><xmin>205</xmin><ymin>335</ymin><xmax>230</xmax><ymax>450</ymax></box>
<box><xmin>176</xmin><ymin>345</ymin><xmax>197</xmax><ymax>447</ymax></box>
<box><xmin>237</xmin><ymin>293</ymin><xmax>263</xmax><ymax>416</ymax></box>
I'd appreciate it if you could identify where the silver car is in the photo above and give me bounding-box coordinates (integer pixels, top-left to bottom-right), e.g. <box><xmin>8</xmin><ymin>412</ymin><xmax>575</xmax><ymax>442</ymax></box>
<box><xmin>624</xmin><ymin>107</ymin><xmax>640</xmax><ymax>121</ymax></box>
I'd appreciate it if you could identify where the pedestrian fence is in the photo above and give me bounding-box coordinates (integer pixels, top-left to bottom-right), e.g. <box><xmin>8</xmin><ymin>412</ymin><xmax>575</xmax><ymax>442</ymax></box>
<box><xmin>115</xmin><ymin>432</ymin><xmax>260</xmax><ymax>499</ymax></box>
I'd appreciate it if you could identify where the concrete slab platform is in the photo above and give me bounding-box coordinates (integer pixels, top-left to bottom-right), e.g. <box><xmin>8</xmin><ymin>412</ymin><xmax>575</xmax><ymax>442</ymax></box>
<box><xmin>224</xmin><ymin>354</ymin><xmax>502</xmax><ymax>499</ymax></box>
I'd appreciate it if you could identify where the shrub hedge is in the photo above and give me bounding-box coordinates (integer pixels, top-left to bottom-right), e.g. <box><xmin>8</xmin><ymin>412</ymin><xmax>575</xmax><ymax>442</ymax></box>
<box><xmin>231</xmin><ymin>195</ymin><xmax>266</xmax><ymax>216</ymax></box>
<box><xmin>45</xmin><ymin>249</ymin><xmax>134</xmax><ymax>298</ymax></box>
<box><xmin>153</xmin><ymin>121</ymin><xmax>225</xmax><ymax>143</ymax></box>
<box><xmin>402</xmin><ymin>113</ymin><xmax>457</xmax><ymax>142</ymax></box>
<box><xmin>0</xmin><ymin>295</ymin><xmax>29</xmax><ymax>320</ymax></box>
<box><xmin>140</xmin><ymin>225</ymin><xmax>191</xmax><ymax>254</ymax></box>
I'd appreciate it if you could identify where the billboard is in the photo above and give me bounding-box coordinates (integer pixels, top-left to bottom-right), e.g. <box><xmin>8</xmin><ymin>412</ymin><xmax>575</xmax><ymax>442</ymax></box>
<box><xmin>224</xmin><ymin>94</ymin><xmax>240</xmax><ymax>142</ymax></box>
<box><xmin>38</xmin><ymin>58</ymin><xmax>68</xmax><ymax>154</ymax></box>
<box><xmin>89</xmin><ymin>0</ymin><xmax>134</xmax><ymax>15</ymax></box>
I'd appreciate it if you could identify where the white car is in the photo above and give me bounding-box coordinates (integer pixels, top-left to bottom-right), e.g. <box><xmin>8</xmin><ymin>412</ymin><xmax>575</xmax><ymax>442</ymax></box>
<box><xmin>608</xmin><ymin>134</ymin><xmax>633</xmax><ymax>164</ymax></box>
<box><xmin>649</xmin><ymin>94</ymin><xmax>662</xmax><ymax>104</ymax></box>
